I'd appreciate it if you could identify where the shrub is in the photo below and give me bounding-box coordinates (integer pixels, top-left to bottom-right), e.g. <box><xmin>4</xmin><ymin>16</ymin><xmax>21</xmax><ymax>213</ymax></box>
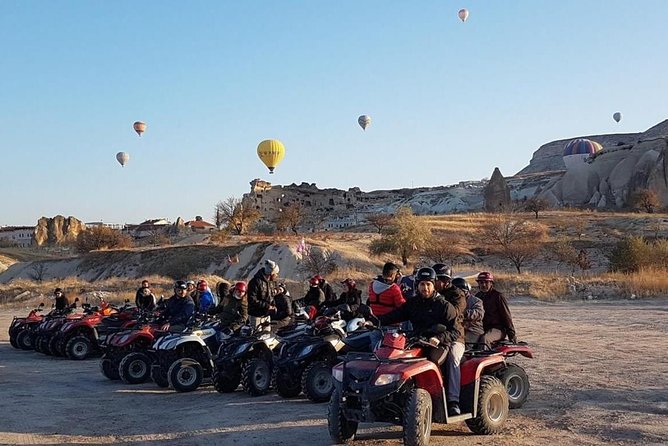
<box><xmin>76</xmin><ymin>227</ymin><xmax>133</xmax><ymax>253</ymax></box>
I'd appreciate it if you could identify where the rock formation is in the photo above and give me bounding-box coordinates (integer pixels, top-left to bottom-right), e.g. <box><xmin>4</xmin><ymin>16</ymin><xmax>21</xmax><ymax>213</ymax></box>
<box><xmin>484</xmin><ymin>168</ymin><xmax>511</xmax><ymax>212</ymax></box>
<box><xmin>33</xmin><ymin>216</ymin><xmax>85</xmax><ymax>246</ymax></box>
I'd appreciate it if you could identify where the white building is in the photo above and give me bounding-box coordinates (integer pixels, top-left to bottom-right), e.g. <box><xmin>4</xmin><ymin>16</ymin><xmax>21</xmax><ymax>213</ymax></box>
<box><xmin>0</xmin><ymin>226</ymin><xmax>34</xmax><ymax>248</ymax></box>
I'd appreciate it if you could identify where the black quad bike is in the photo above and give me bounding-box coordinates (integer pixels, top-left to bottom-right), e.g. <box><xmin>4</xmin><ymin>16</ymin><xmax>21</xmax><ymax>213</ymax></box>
<box><xmin>328</xmin><ymin>329</ymin><xmax>514</xmax><ymax>446</ymax></box>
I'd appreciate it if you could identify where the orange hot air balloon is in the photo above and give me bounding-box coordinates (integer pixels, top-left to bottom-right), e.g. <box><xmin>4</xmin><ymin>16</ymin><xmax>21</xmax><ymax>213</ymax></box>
<box><xmin>133</xmin><ymin>121</ymin><xmax>147</xmax><ymax>136</ymax></box>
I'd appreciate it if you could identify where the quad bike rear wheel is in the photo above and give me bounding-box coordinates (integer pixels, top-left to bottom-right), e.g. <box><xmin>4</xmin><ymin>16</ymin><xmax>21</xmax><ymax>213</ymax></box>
<box><xmin>100</xmin><ymin>356</ymin><xmax>120</xmax><ymax>380</ymax></box>
<box><xmin>49</xmin><ymin>336</ymin><xmax>64</xmax><ymax>357</ymax></box>
<box><xmin>403</xmin><ymin>387</ymin><xmax>432</xmax><ymax>446</ymax></box>
<box><xmin>327</xmin><ymin>388</ymin><xmax>358</xmax><ymax>443</ymax></box>
<box><xmin>34</xmin><ymin>335</ymin><xmax>45</xmax><ymax>353</ymax></box>
<box><xmin>213</xmin><ymin>369</ymin><xmax>241</xmax><ymax>393</ymax></box>
<box><xmin>16</xmin><ymin>330</ymin><xmax>34</xmax><ymax>350</ymax></box>
<box><xmin>495</xmin><ymin>363</ymin><xmax>529</xmax><ymax>409</ymax></box>
<box><xmin>119</xmin><ymin>352</ymin><xmax>151</xmax><ymax>384</ymax></box>
<box><xmin>241</xmin><ymin>358</ymin><xmax>271</xmax><ymax>396</ymax></box>
<box><xmin>465</xmin><ymin>375</ymin><xmax>509</xmax><ymax>434</ymax></box>
<box><xmin>168</xmin><ymin>358</ymin><xmax>204</xmax><ymax>392</ymax></box>
<box><xmin>151</xmin><ymin>365</ymin><xmax>169</xmax><ymax>388</ymax></box>
<box><xmin>66</xmin><ymin>335</ymin><xmax>93</xmax><ymax>360</ymax></box>
<box><xmin>302</xmin><ymin>361</ymin><xmax>334</xmax><ymax>403</ymax></box>
<box><xmin>273</xmin><ymin>367</ymin><xmax>302</xmax><ymax>398</ymax></box>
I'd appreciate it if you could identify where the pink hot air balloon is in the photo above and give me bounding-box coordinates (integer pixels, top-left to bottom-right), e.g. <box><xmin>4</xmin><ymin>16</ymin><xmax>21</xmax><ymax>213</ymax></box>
<box><xmin>458</xmin><ymin>8</ymin><xmax>469</xmax><ymax>22</ymax></box>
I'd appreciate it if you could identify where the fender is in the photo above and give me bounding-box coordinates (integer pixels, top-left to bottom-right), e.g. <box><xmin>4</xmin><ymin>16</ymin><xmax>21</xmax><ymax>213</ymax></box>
<box><xmin>156</xmin><ymin>334</ymin><xmax>207</xmax><ymax>351</ymax></box>
<box><xmin>460</xmin><ymin>354</ymin><xmax>506</xmax><ymax>386</ymax></box>
<box><xmin>495</xmin><ymin>344</ymin><xmax>533</xmax><ymax>359</ymax></box>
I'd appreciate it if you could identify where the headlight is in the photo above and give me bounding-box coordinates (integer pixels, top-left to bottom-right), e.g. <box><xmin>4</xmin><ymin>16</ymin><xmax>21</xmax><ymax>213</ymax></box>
<box><xmin>296</xmin><ymin>344</ymin><xmax>315</xmax><ymax>359</ymax></box>
<box><xmin>332</xmin><ymin>366</ymin><xmax>344</xmax><ymax>382</ymax></box>
<box><xmin>373</xmin><ymin>373</ymin><xmax>401</xmax><ymax>386</ymax></box>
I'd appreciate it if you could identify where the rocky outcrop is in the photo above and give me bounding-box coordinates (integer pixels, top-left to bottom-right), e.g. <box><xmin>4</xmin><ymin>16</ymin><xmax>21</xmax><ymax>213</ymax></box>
<box><xmin>518</xmin><ymin>120</ymin><xmax>668</xmax><ymax>175</ymax></box>
<box><xmin>33</xmin><ymin>216</ymin><xmax>85</xmax><ymax>246</ymax></box>
<box><xmin>484</xmin><ymin>168</ymin><xmax>511</xmax><ymax>212</ymax></box>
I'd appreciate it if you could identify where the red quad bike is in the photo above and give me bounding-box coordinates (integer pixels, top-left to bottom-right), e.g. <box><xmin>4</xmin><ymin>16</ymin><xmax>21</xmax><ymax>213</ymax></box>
<box><xmin>9</xmin><ymin>303</ymin><xmax>45</xmax><ymax>350</ymax></box>
<box><xmin>329</xmin><ymin>330</ymin><xmax>512</xmax><ymax>445</ymax></box>
<box><xmin>100</xmin><ymin>313</ymin><xmax>169</xmax><ymax>383</ymax></box>
<box><xmin>33</xmin><ymin>300</ymin><xmax>82</xmax><ymax>355</ymax></box>
<box><xmin>56</xmin><ymin>301</ymin><xmax>137</xmax><ymax>360</ymax></box>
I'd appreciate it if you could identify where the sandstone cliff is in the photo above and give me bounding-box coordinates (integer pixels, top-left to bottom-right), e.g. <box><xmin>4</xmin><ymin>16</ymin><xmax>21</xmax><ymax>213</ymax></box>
<box><xmin>33</xmin><ymin>216</ymin><xmax>86</xmax><ymax>246</ymax></box>
<box><xmin>484</xmin><ymin>168</ymin><xmax>511</xmax><ymax>212</ymax></box>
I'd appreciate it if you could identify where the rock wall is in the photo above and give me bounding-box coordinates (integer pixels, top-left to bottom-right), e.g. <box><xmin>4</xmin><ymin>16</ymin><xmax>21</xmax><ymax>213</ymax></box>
<box><xmin>484</xmin><ymin>168</ymin><xmax>511</xmax><ymax>212</ymax></box>
<box><xmin>33</xmin><ymin>216</ymin><xmax>85</xmax><ymax>246</ymax></box>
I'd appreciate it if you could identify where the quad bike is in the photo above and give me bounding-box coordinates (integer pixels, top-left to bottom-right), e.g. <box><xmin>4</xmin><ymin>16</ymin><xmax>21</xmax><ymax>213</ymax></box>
<box><xmin>212</xmin><ymin>320</ymin><xmax>312</xmax><ymax>396</ymax></box>
<box><xmin>99</xmin><ymin>311</ymin><xmax>169</xmax><ymax>382</ymax></box>
<box><xmin>148</xmin><ymin>315</ymin><xmax>225</xmax><ymax>392</ymax></box>
<box><xmin>329</xmin><ymin>329</ymin><xmax>513</xmax><ymax>445</ymax></box>
<box><xmin>273</xmin><ymin>307</ymin><xmax>380</xmax><ymax>403</ymax></box>
<box><xmin>467</xmin><ymin>340</ymin><xmax>533</xmax><ymax>409</ymax></box>
<box><xmin>9</xmin><ymin>303</ymin><xmax>45</xmax><ymax>350</ymax></box>
<box><xmin>55</xmin><ymin>300</ymin><xmax>137</xmax><ymax>360</ymax></box>
<box><xmin>33</xmin><ymin>300</ymin><xmax>82</xmax><ymax>355</ymax></box>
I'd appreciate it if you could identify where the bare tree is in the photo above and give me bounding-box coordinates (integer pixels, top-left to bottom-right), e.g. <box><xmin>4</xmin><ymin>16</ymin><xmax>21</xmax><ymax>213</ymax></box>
<box><xmin>75</xmin><ymin>226</ymin><xmax>134</xmax><ymax>252</ymax></box>
<box><xmin>630</xmin><ymin>188</ymin><xmax>660</xmax><ymax>214</ymax></box>
<box><xmin>28</xmin><ymin>262</ymin><xmax>47</xmax><ymax>282</ymax></box>
<box><xmin>274</xmin><ymin>203</ymin><xmax>306</xmax><ymax>235</ymax></box>
<box><xmin>214</xmin><ymin>197</ymin><xmax>261</xmax><ymax>235</ymax></box>
<box><xmin>524</xmin><ymin>197</ymin><xmax>549</xmax><ymax>219</ymax></box>
<box><xmin>421</xmin><ymin>233</ymin><xmax>468</xmax><ymax>265</ymax></box>
<box><xmin>298</xmin><ymin>247</ymin><xmax>340</xmax><ymax>276</ymax></box>
<box><xmin>369</xmin><ymin>207</ymin><xmax>432</xmax><ymax>266</ymax></box>
<box><xmin>483</xmin><ymin>216</ymin><xmax>548</xmax><ymax>273</ymax></box>
<box><xmin>366</xmin><ymin>214</ymin><xmax>394</xmax><ymax>233</ymax></box>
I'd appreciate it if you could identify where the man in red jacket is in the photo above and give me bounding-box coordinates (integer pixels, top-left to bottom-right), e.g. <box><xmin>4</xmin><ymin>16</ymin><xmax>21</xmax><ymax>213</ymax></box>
<box><xmin>367</xmin><ymin>262</ymin><xmax>405</xmax><ymax>317</ymax></box>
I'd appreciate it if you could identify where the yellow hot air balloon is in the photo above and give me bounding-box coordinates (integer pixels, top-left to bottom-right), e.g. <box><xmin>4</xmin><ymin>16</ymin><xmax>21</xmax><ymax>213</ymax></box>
<box><xmin>257</xmin><ymin>139</ymin><xmax>285</xmax><ymax>174</ymax></box>
<box><xmin>133</xmin><ymin>121</ymin><xmax>147</xmax><ymax>136</ymax></box>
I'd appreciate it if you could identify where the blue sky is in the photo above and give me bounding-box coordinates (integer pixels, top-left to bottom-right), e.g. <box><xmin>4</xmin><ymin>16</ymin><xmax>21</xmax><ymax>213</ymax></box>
<box><xmin>2</xmin><ymin>1</ymin><xmax>667</xmax><ymax>226</ymax></box>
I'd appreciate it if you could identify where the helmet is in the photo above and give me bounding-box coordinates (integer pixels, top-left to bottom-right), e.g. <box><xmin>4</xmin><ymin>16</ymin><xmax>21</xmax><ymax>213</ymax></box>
<box><xmin>233</xmin><ymin>282</ymin><xmax>247</xmax><ymax>294</ymax></box>
<box><xmin>217</xmin><ymin>282</ymin><xmax>231</xmax><ymax>297</ymax></box>
<box><xmin>314</xmin><ymin>316</ymin><xmax>330</xmax><ymax>330</ymax></box>
<box><xmin>432</xmin><ymin>263</ymin><xmax>452</xmax><ymax>280</ymax></box>
<box><xmin>174</xmin><ymin>280</ymin><xmax>187</xmax><ymax>290</ymax></box>
<box><xmin>451</xmin><ymin>277</ymin><xmax>471</xmax><ymax>291</ymax></box>
<box><xmin>313</xmin><ymin>274</ymin><xmax>323</xmax><ymax>283</ymax></box>
<box><xmin>309</xmin><ymin>277</ymin><xmax>319</xmax><ymax>287</ymax></box>
<box><xmin>186</xmin><ymin>280</ymin><xmax>195</xmax><ymax>287</ymax></box>
<box><xmin>197</xmin><ymin>280</ymin><xmax>207</xmax><ymax>291</ymax></box>
<box><xmin>346</xmin><ymin>318</ymin><xmax>365</xmax><ymax>332</ymax></box>
<box><xmin>54</xmin><ymin>288</ymin><xmax>63</xmax><ymax>294</ymax></box>
<box><xmin>415</xmin><ymin>267</ymin><xmax>437</xmax><ymax>284</ymax></box>
<box><xmin>341</xmin><ymin>278</ymin><xmax>356</xmax><ymax>288</ymax></box>
<box><xmin>476</xmin><ymin>272</ymin><xmax>494</xmax><ymax>283</ymax></box>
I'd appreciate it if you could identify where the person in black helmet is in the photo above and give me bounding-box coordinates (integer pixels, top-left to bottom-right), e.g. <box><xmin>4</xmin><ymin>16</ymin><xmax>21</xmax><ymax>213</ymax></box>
<box><xmin>53</xmin><ymin>288</ymin><xmax>70</xmax><ymax>312</ymax></box>
<box><xmin>161</xmin><ymin>280</ymin><xmax>195</xmax><ymax>330</ymax></box>
<box><xmin>378</xmin><ymin>267</ymin><xmax>460</xmax><ymax>406</ymax></box>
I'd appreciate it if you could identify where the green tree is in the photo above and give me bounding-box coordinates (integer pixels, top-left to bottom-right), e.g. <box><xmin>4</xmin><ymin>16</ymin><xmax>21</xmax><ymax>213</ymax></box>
<box><xmin>369</xmin><ymin>207</ymin><xmax>432</xmax><ymax>266</ymax></box>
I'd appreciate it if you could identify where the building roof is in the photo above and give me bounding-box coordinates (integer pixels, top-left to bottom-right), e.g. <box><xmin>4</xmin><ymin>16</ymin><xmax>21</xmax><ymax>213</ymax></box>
<box><xmin>186</xmin><ymin>219</ymin><xmax>216</xmax><ymax>229</ymax></box>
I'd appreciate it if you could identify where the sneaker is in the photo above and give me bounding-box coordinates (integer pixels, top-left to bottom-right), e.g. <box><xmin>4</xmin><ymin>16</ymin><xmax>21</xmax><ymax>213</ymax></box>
<box><xmin>448</xmin><ymin>402</ymin><xmax>461</xmax><ymax>416</ymax></box>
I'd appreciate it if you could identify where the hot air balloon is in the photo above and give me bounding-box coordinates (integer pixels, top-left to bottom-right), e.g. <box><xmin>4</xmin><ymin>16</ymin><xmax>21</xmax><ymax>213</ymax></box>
<box><xmin>562</xmin><ymin>139</ymin><xmax>602</xmax><ymax>170</ymax></box>
<box><xmin>358</xmin><ymin>115</ymin><xmax>371</xmax><ymax>131</ymax></box>
<box><xmin>257</xmin><ymin>139</ymin><xmax>285</xmax><ymax>174</ymax></box>
<box><xmin>458</xmin><ymin>8</ymin><xmax>469</xmax><ymax>22</ymax></box>
<box><xmin>133</xmin><ymin>121</ymin><xmax>147</xmax><ymax>136</ymax></box>
<box><xmin>116</xmin><ymin>152</ymin><xmax>130</xmax><ymax>167</ymax></box>
<box><xmin>613</xmin><ymin>112</ymin><xmax>622</xmax><ymax>123</ymax></box>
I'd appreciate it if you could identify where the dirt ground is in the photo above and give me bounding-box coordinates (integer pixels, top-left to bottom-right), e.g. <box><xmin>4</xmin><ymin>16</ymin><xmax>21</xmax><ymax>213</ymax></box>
<box><xmin>0</xmin><ymin>298</ymin><xmax>666</xmax><ymax>446</ymax></box>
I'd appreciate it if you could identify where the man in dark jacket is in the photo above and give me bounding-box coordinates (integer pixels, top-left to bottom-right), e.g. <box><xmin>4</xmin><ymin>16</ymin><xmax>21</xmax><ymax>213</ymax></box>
<box><xmin>433</xmin><ymin>264</ymin><xmax>467</xmax><ymax>415</ymax></box>
<box><xmin>475</xmin><ymin>272</ymin><xmax>516</xmax><ymax>344</ymax></box>
<box><xmin>270</xmin><ymin>283</ymin><xmax>294</xmax><ymax>332</ymax></box>
<box><xmin>379</xmin><ymin>267</ymin><xmax>459</xmax><ymax>372</ymax></box>
<box><xmin>303</xmin><ymin>276</ymin><xmax>326</xmax><ymax>309</ymax></box>
<box><xmin>53</xmin><ymin>288</ymin><xmax>69</xmax><ymax>311</ymax></box>
<box><xmin>316</xmin><ymin>275</ymin><xmax>337</xmax><ymax>305</ymax></box>
<box><xmin>452</xmin><ymin>278</ymin><xmax>485</xmax><ymax>346</ymax></box>
<box><xmin>247</xmin><ymin>259</ymin><xmax>279</xmax><ymax>327</ymax></box>
<box><xmin>332</xmin><ymin>278</ymin><xmax>362</xmax><ymax>317</ymax></box>
<box><xmin>162</xmin><ymin>280</ymin><xmax>195</xmax><ymax>329</ymax></box>
<box><xmin>209</xmin><ymin>282</ymin><xmax>248</xmax><ymax>333</ymax></box>
<box><xmin>135</xmin><ymin>280</ymin><xmax>151</xmax><ymax>306</ymax></box>
<box><xmin>136</xmin><ymin>287</ymin><xmax>156</xmax><ymax>311</ymax></box>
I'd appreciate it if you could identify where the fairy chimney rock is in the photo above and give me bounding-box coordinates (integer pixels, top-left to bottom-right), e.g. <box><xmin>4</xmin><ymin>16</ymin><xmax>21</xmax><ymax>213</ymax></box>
<box><xmin>484</xmin><ymin>168</ymin><xmax>511</xmax><ymax>212</ymax></box>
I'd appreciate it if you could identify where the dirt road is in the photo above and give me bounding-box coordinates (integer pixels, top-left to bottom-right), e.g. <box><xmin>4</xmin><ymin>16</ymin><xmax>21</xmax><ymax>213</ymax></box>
<box><xmin>1</xmin><ymin>298</ymin><xmax>666</xmax><ymax>445</ymax></box>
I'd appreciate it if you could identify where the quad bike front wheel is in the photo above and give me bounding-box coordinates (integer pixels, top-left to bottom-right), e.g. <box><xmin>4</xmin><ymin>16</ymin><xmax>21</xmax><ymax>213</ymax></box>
<box><xmin>403</xmin><ymin>387</ymin><xmax>433</xmax><ymax>446</ymax></box>
<box><xmin>10</xmin><ymin>334</ymin><xmax>19</xmax><ymax>349</ymax></box>
<box><xmin>465</xmin><ymin>375</ymin><xmax>509</xmax><ymax>434</ymax></box>
<box><xmin>16</xmin><ymin>330</ymin><xmax>34</xmax><ymax>350</ymax></box>
<box><xmin>99</xmin><ymin>356</ymin><xmax>120</xmax><ymax>380</ymax></box>
<box><xmin>327</xmin><ymin>388</ymin><xmax>358</xmax><ymax>443</ymax></box>
<box><xmin>241</xmin><ymin>358</ymin><xmax>271</xmax><ymax>396</ymax></box>
<box><xmin>168</xmin><ymin>358</ymin><xmax>203</xmax><ymax>392</ymax></box>
<box><xmin>496</xmin><ymin>363</ymin><xmax>530</xmax><ymax>409</ymax></box>
<box><xmin>66</xmin><ymin>335</ymin><xmax>93</xmax><ymax>360</ymax></box>
<box><xmin>273</xmin><ymin>367</ymin><xmax>302</xmax><ymax>398</ymax></box>
<box><xmin>302</xmin><ymin>361</ymin><xmax>334</xmax><ymax>403</ymax></box>
<box><xmin>119</xmin><ymin>352</ymin><xmax>151</xmax><ymax>384</ymax></box>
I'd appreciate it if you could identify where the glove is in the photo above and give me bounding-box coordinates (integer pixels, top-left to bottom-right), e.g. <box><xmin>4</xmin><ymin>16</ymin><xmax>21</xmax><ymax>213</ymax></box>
<box><xmin>428</xmin><ymin>337</ymin><xmax>440</xmax><ymax>347</ymax></box>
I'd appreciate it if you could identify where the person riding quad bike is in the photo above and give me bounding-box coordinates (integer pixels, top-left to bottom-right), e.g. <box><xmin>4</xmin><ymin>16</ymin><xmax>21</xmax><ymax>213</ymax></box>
<box><xmin>208</xmin><ymin>282</ymin><xmax>248</xmax><ymax>333</ymax></box>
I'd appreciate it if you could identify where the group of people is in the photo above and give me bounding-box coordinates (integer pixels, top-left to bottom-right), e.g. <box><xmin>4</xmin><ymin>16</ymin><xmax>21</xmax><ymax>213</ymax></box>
<box><xmin>52</xmin><ymin>258</ymin><xmax>516</xmax><ymax>418</ymax></box>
